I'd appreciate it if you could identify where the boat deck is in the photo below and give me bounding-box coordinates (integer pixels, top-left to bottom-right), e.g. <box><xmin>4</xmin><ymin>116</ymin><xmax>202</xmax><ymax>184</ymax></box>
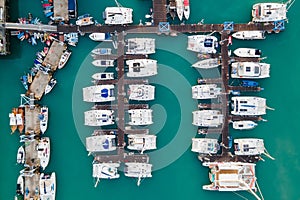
<box><xmin>28</xmin><ymin>71</ymin><xmax>51</xmax><ymax>100</ymax></box>
<box><xmin>24</xmin><ymin>105</ymin><xmax>41</xmax><ymax>134</ymax></box>
<box><xmin>24</xmin><ymin>174</ymin><xmax>40</xmax><ymax>200</ymax></box>
<box><xmin>24</xmin><ymin>140</ymin><xmax>39</xmax><ymax>166</ymax></box>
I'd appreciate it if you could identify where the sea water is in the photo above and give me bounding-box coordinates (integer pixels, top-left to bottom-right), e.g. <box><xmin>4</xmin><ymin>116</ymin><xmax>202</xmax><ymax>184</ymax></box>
<box><xmin>1</xmin><ymin>0</ymin><xmax>300</xmax><ymax>199</ymax></box>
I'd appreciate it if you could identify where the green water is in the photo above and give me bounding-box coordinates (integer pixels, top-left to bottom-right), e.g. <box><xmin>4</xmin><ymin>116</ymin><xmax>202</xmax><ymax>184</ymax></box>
<box><xmin>1</xmin><ymin>0</ymin><xmax>300</xmax><ymax>199</ymax></box>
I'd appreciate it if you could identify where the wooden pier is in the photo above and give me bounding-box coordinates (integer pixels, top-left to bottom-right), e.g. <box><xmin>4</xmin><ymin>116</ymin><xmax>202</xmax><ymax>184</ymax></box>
<box><xmin>24</xmin><ymin>105</ymin><xmax>41</xmax><ymax>134</ymax></box>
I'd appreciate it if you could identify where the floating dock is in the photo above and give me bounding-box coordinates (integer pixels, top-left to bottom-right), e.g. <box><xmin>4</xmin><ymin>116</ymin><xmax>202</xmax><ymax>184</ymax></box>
<box><xmin>28</xmin><ymin>71</ymin><xmax>51</xmax><ymax>100</ymax></box>
<box><xmin>24</xmin><ymin>105</ymin><xmax>41</xmax><ymax>134</ymax></box>
<box><xmin>43</xmin><ymin>40</ymin><xmax>66</xmax><ymax>70</ymax></box>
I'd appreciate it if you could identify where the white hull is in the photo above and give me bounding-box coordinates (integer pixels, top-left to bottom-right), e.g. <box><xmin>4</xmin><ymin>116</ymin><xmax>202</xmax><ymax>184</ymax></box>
<box><xmin>231</xmin><ymin>96</ymin><xmax>267</xmax><ymax>116</ymax></box>
<box><xmin>58</xmin><ymin>50</ymin><xmax>71</xmax><ymax>69</ymax></box>
<box><xmin>192</xmin><ymin>84</ymin><xmax>221</xmax><ymax>99</ymax></box>
<box><xmin>92</xmin><ymin>73</ymin><xmax>114</xmax><ymax>80</ymax></box>
<box><xmin>127</xmin><ymin>134</ymin><xmax>157</xmax><ymax>152</ymax></box>
<box><xmin>183</xmin><ymin>0</ymin><xmax>190</xmax><ymax>20</ymax></box>
<box><xmin>93</xmin><ymin>163</ymin><xmax>120</xmax><ymax>179</ymax></box>
<box><xmin>252</xmin><ymin>3</ymin><xmax>287</xmax><ymax>22</ymax></box>
<box><xmin>16</xmin><ymin>175</ymin><xmax>24</xmax><ymax>195</ymax></box>
<box><xmin>234</xmin><ymin>138</ymin><xmax>265</xmax><ymax>155</ymax></box>
<box><xmin>191</xmin><ymin>138</ymin><xmax>219</xmax><ymax>154</ymax></box>
<box><xmin>40</xmin><ymin>172</ymin><xmax>56</xmax><ymax>200</ymax></box>
<box><xmin>83</xmin><ymin>85</ymin><xmax>115</xmax><ymax>102</ymax></box>
<box><xmin>92</xmin><ymin>48</ymin><xmax>112</xmax><ymax>55</ymax></box>
<box><xmin>192</xmin><ymin>110</ymin><xmax>223</xmax><ymax>127</ymax></box>
<box><xmin>40</xmin><ymin>106</ymin><xmax>48</xmax><ymax>134</ymax></box>
<box><xmin>126</xmin><ymin>59</ymin><xmax>158</xmax><ymax>77</ymax></box>
<box><xmin>232</xmin><ymin>120</ymin><xmax>257</xmax><ymax>130</ymax></box>
<box><xmin>128</xmin><ymin>109</ymin><xmax>153</xmax><ymax>126</ymax></box>
<box><xmin>128</xmin><ymin>84</ymin><xmax>155</xmax><ymax>101</ymax></box>
<box><xmin>124</xmin><ymin>162</ymin><xmax>152</xmax><ymax>178</ymax></box>
<box><xmin>233</xmin><ymin>48</ymin><xmax>261</xmax><ymax>58</ymax></box>
<box><xmin>44</xmin><ymin>78</ymin><xmax>57</xmax><ymax>95</ymax></box>
<box><xmin>231</xmin><ymin>62</ymin><xmax>270</xmax><ymax>79</ymax></box>
<box><xmin>92</xmin><ymin>60</ymin><xmax>114</xmax><ymax>67</ymax></box>
<box><xmin>232</xmin><ymin>31</ymin><xmax>265</xmax><ymax>40</ymax></box>
<box><xmin>187</xmin><ymin>35</ymin><xmax>218</xmax><ymax>54</ymax></box>
<box><xmin>192</xmin><ymin>58</ymin><xmax>220</xmax><ymax>69</ymax></box>
<box><xmin>176</xmin><ymin>0</ymin><xmax>184</xmax><ymax>21</ymax></box>
<box><xmin>76</xmin><ymin>17</ymin><xmax>94</xmax><ymax>26</ymax></box>
<box><xmin>86</xmin><ymin>135</ymin><xmax>117</xmax><ymax>153</ymax></box>
<box><xmin>89</xmin><ymin>33</ymin><xmax>111</xmax><ymax>41</ymax></box>
<box><xmin>17</xmin><ymin>146</ymin><xmax>25</xmax><ymax>164</ymax></box>
<box><xmin>104</xmin><ymin>7</ymin><xmax>133</xmax><ymax>25</ymax></box>
<box><xmin>84</xmin><ymin>110</ymin><xmax>115</xmax><ymax>126</ymax></box>
<box><xmin>37</xmin><ymin>137</ymin><xmax>50</xmax><ymax>170</ymax></box>
<box><xmin>126</xmin><ymin>38</ymin><xmax>155</xmax><ymax>55</ymax></box>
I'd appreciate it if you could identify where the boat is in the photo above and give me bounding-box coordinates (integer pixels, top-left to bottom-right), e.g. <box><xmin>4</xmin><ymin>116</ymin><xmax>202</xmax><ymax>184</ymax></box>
<box><xmin>20</xmin><ymin>167</ymin><xmax>38</xmax><ymax>177</ymax></box>
<box><xmin>93</xmin><ymin>163</ymin><xmax>120</xmax><ymax>184</ymax></box>
<box><xmin>192</xmin><ymin>58</ymin><xmax>220</xmax><ymax>69</ymax></box>
<box><xmin>58</xmin><ymin>50</ymin><xmax>71</xmax><ymax>69</ymax></box>
<box><xmin>86</xmin><ymin>135</ymin><xmax>117</xmax><ymax>154</ymax></box>
<box><xmin>91</xmin><ymin>48</ymin><xmax>112</xmax><ymax>55</ymax></box>
<box><xmin>234</xmin><ymin>138</ymin><xmax>265</xmax><ymax>155</ymax></box>
<box><xmin>68</xmin><ymin>0</ymin><xmax>77</xmax><ymax>19</ymax></box>
<box><xmin>233</xmin><ymin>48</ymin><xmax>261</xmax><ymax>58</ymax></box>
<box><xmin>16</xmin><ymin>175</ymin><xmax>24</xmax><ymax>195</ymax></box>
<box><xmin>232</xmin><ymin>31</ymin><xmax>265</xmax><ymax>40</ymax></box>
<box><xmin>75</xmin><ymin>16</ymin><xmax>94</xmax><ymax>26</ymax></box>
<box><xmin>17</xmin><ymin>146</ymin><xmax>25</xmax><ymax>164</ymax></box>
<box><xmin>192</xmin><ymin>84</ymin><xmax>221</xmax><ymax>99</ymax></box>
<box><xmin>128</xmin><ymin>84</ymin><xmax>155</xmax><ymax>101</ymax></box>
<box><xmin>20</xmin><ymin>134</ymin><xmax>36</xmax><ymax>143</ymax></box>
<box><xmin>126</xmin><ymin>59</ymin><xmax>158</xmax><ymax>77</ymax></box>
<box><xmin>168</xmin><ymin>1</ymin><xmax>176</xmax><ymax>20</ymax></box>
<box><xmin>39</xmin><ymin>172</ymin><xmax>56</xmax><ymax>200</ymax></box>
<box><xmin>231</xmin><ymin>96</ymin><xmax>267</xmax><ymax>116</ymax></box>
<box><xmin>231</xmin><ymin>62</ymin><xmax>270</xmax><ymax>79</ymax></box>
<box><xmin>39</xmin><ymin>106</ymin><xmax>48</xmax><ymax>134</ymax></box>
<box><xmin>232</xmin><ymin>120</ymin><xmax>257</xmax><ymax>130</ymax></box>
<box><xmin>37</xmin><ymin>137</ymin><xmax>50</xmax><ymax>170</ymax></box>
<box><xmin>84</xmin><ymin>110</ymin><xmax>115</xmax><ymax>126</ymax></box>
<box><xmin>128</xmin><ymin>109</ymin><xmax>153</xmax><ymax>126</ymax></box>
<box><xmin>16</xmin><ymin>107</ymin><xmax>24</xmax><ymax>133</ymax></box>
<box><xmin>92</xmin><ymin>59</ymin><xmax>115</xmax><ymax>67</ymax></box>
<box><xmin>183</xmin><ymin>0</ymin><xmax>190</xmax><ymax>20</ymax></box>
<box><xmin>83</xmin><ymin>85</ymin><xmax>115</xmax><ymax>102</ymax></box>
<box><xmin>127</xmin><ymin>134</ymin><xmax>157</xmax><ymax>153</ymax></box>
<box><xmin>187</xmin><ymin>35</ymin><xmax>218</xmax><ymax>54</ymax></box>
<box><xmin>20</xmin><ymin>75</ymin><xmax>28</xmax><ymax>90</ymax></box>
<box><xmin>77</xmin><ymin>13</ymin><xmax>90</xmax><ymax>20</ymax></box>
<box><xmin>191</xmin><ymin>138</ymin><xmax>219</xmax><ymax>154</ymax></box>
<box><xmin>252</xmin><ymin>3</ymin><xmax>287</xmax><ymax>22</ymax></box>
<box><xmin>176</xmin><ymin>0</ymin><xmax>184</xmax><ymax>21</ymax></box>
<box><xmin>103</xmin><ymin>7</ymin><xmax>133</xmax><ymax>25</ymax></box>
<box><xmin>9</xmin><ymin>108</ymin><xmax>17</xmax><ymax>133</ymax></box>
<box><xmin>44</xmin><ymin>78</ymin><xmax>57</xmax><ymax>95</ymax></box>
<box><xmin>241</xmin><ymin>80</ymin><xmax>259</xmax><ymax>87</ymax></box>
<box><xmin>89</xmin><ymin>32</ymin><xmax>112</xmax><ymax>41</ymax></box>
<box><xmin>126</xmin><ymin>38</ymin><xmax>155</xmax><ymax>55</ymax></box>
<box><xmin>27</xmin><ymin>72</ymin><xmax>33</xmax><ymax>83</ymax></box>
<box><xmin>124</xmin><ymin>162</ymin><xmax>152</xmax><ymax>186</ymax></box>
<box><xmin>92</xmin><ymin>72</ymin><xmax>114</xmax><ymax>80</ymax></box>
<box><xmin>192</xmin><ymin>110</ymin><xmax>223</xmax><ymax>127</ymax></box>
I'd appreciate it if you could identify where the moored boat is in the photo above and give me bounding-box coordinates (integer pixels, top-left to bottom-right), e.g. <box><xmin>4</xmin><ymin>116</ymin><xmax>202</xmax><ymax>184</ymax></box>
<box><xmin>231</xmin><ymin>62</ymin><xmax>270</xmax><ymax>79</ymax></box>
<box><xmin>126</xmin><ymin>38</ymin><xmax>155</xmax><ymax>55</ymax></box>
<box><xmin>231</xmin><ymin>96</ymin><xmax>267</xmax><ymax>116</ymax></box>
<box><xmin>92</xmin><ymin>72</ymin><xmax>114</xmax><ymax>80</ymax></box>
<box><xmin>233</xmin><ymin>48</ymin><xmax>261</xmax><ymax>58</ymax></box>
<box><xmin>126</xmin><ymin>59</ymin><xmax>158</xmax><ymax>77</ymax></box>
<box><xmin>83</xmin><ymin>85</ymin><xmax>115</xmax><ymax>102</ymax></box>
<box><xmin>128</xmin><ymin>84</ymin><xmax>155</xmax><ymax>101</ymax></box>
<box><xmin>232</xmin><ymin>120</ymin><xmax>257</xmax><ymax>130</ymax></box>
<box><xmin>58</xmin><ymin>50</ymin><xmax>71</xmax><ymax>69</ymax></box>
<box><xmin>76</xmin><ymin>16</ymin><xmax>94</xmax><ymax>26</ymax></box>
<box><xmin>84</xmin><ymin>110</ymin><xmax>115</xmax><ymax>126</ymax></box>
<box><xmin>192</xmin><ymin>110</ymin><xmax>223</xmax><ymax>127</ymax></box>
<box><xmin>234</xmin><ymin>138</ymin><xmax>265</xmax><ymax>155</ymax></box>
<box><xmin>39</xmin><ymin>106</ymin><xmax>48</xmax><ymax>134</ymax></box>
<box><xmin>91</xmin><ymin>48</ymin><xmax>112</xmax><ymax>55</ymax></box>
<box><xmin>20</xmin><ymin>75</ymin><xmax>28</xmax><ymax>90</ymax></box>
<box><xmin>89</xmin><ymin>32</ymin><xmax>112</xmax><ymax>41</ymax></box>
<box><xmin>176</xmin><ymin>0</ymin><xmax>184</xmax><ymax>21</ymax></box>
<box><xmin>232</xmin><ymin>31</ymin><xmax>265</xmax><ymax>40</ymax></box>
<box><xmin>37</xmin><ymin>137</ymin><xmax>50</xmax><ymax>170</ymax></box>
<box><xmin>187</xmin><ymin>35</ymin><xmax>218</xmax><ymax>54</ymax></box>
<box><xmin>86</xmin><ymin>135</ymin><xmax>117</xmax><ymax>154</ymax></box>
<box><xmin>252</xmin><ymin>3</ymin><xmax>287</xmax><ymax>22</ymax></box>
<box><xmin>192</xmin><ymin>84</ymin><xmax>221</xmax><ymax>99</ymax></box>
<box><xmin>16</xmin><ymin>175</ymin><xmax>24</xmax><ymax>195</ymax></box>
<box><xmin>192</xmin><ymin>58</ymin><xmax>220</xmax><ymax>69</ymax></box>
<box><xmin>127</xmin><ymin>134</ymin><xmax>157</xmax><ymax>153</ymax></box>
<box><xmin>39</xmin><ymin>172</ymin><xmax>56</xmax><ymax>200</ymax></box>
<box><xmin>17</xmin><ymin>146</ymin><xmax>25</xmax><ymax>164</ymax></box>
<box><xmin>191</xmin><ymin>138</ymin><xmax>219</xmax><ymax>154</ymax></box>
<box><xmin>124</xmin><ymin>162</ymin><xmax>152</xmax><ymax>186</ymax></box>
<box><xmin>92</xmin><ymin>59</ymin><xmax>114</xmax><ymax>67</ymax></box>
<box><xmin>103</xmin><ymin>7</ymin><xmax>133</xmax><ymax>25</ymax></box>
<box><xmin>44</xmin><ymin>78</ymin><xmax>57</xmax><ymax>95</ymax></box>
<box><xmin>17</xmin><ymin>107</ymin><xmax>24</xmax><ymax>133</ymax></box>
<box><xmin>128</xmin><ymin>109</ymin><xmax>153</xmax><ymax>126</ymax></box>
<box><xmin>183</xmin><ymin>0</ymin><xmax>190</xmax><ymax>20</ymax></box>
<box><xmin>9</xmin><ymin>108</ymin><xmax>18</xmax><ymax>134</ymax></box>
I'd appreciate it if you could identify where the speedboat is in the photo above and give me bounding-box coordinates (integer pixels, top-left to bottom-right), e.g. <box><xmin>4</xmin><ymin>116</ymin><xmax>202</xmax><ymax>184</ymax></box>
<box><xmin>37</xmin><ymin>137</ymin><xmax>50</xmax><ymax>170</ymax></box>
<box><xmin>93</xmin><ymin>163</ymin><xmax>120</xmax><ymax>180</ymax></box>
<box><xmin>39</xmin><ymin>106</ymin><xmax>48</xmax><ymax>134</ymax></box>
<box><xmin>191</xmin><ymin>138</ymin><xmax>219</xmax><ymax>154</ymax></box>
<box><xmin>232</xmin><ymin>31</ymin><xmax>265</xmax><ymax>40</ymax></box>
<box><xmin>44</xmin><ymin>78</ymin><xmax>57</xmax><ymax>95</ymax></box>
<box><xmin>128</xmin><ymin>84</ymin><xmax>155</xmax><ymax>101</ymax></box>
<box><xmin>83</xmin><ymin>85</ymin><xmax>115</xmax><ymax>102</ymax></box>
<box><xmin>89</xmin><ymin>32</ymin><xmax>111</xmax><ymax>41</ymax></box>
<box><xmin>234</xmin><ymin>138</ymin><xmax>265</xmax><ymax>155</ymax></box>
<box><xmin>16</xmin><ymin>175</ymin><xmax>24</xmax><ymax>195</ymax></box>
<box><xmin>233</xmin><ymin>48</ymin><xmax>261</xmax><ymax>58</ymax></box>
<box><xmin>126</xmin><ymin>59</ymin><xmax>158</xmax><ymax>77</ymax></box>
<box><xmin>128</xmin><ymin>109</ymin><xmax>153</xmax><ymax>126</ymax></box>
<box><xmin>183</xmin><ymin>0</ymin><xmax>190</xmax><ymax>20</ymax></box>
<box><xmin>232</xmin><ymin>120</ymin><xmax>257</xmax><ymax>130</ymax></box>
<box><xmin>92</xmin><ymin>48</ymin><xmax>112</xmax><ymax>55</ymax></box>
<box><xmin>39</xmin><ymin>172</ymin><xmax>56</xmax><ymax>200</ymax></box>
<box><xmin>127</xmin><ymin>134</ymin><xmax>157</xmax><ymax>153</ymax></box>
<box><xmin>192</xmin><ymin>110</ymin><xmax>223</xmax><ymax>127</ymax></box>
<box><xmin>58</xmin><ymin>50</ymin><xmax>71</xmax><ymax>69</ymax></box>
<box><xmin>192</xmin><ymin>84</ymin><xmax>221</xmax><ymax>99</ymax></box>
<box><xmin>231</xmin><ymin>96</ymin><xmax>267</xmax><ymax>116</ymax></box>
<box><xmin>231</xmin><ymin>62</ymin><xmax>270</xmax><ymax>79</ymax></box>
<box><xmin>126</xmin><ymin>38</ymin><xmax>155</xmax><ymax>55</ymax></box>
<box><xmin>9</xmin><ymin>108</ymin><xmax>17</xmax><ymax>133</ymax></box>
<box><xmin>17</xmin><ymin>146</ymin><xmax>25</xmax><ymax>164</ymax></box>
<box><xmin>176</xmin><ymin>0</ymin><xmax>184</xmax><ymax>21</ymax></box>
<box><xmin>103</xmin><ymin>7</ymin><xmax>133</xmax><ymax>25</ymax></box>
<box><xmin>20</xmin><ymin>75</ymin><xmax>28</xmax><ymax>90</ymax></box>
<box><xmin>187</xmin><ymin>35</ymin><xmax>218</xmax><ymax>54</ymax></box>
<box><xmin>192</xmin><ymin>58</ymin><xmax>220</xmax><ymax>69</ymax></box>
<box><xmin>252</xmin><ymin>3</ymin><xmax>287</xmax><ymax>22</ymax></box>
<box><xmin>92</xmin><ymin>72</ymin><xmax>114</xmax><ymax>80</ymax></box>
<box><xmin>124</xmin><ymin>162</ymin><xmax>152</xmax><ymax>186</ymax></box>
<box><xmin>92</xmin><ymin>60</ymin><xmax>114</xmax><ymax>67</ymax></box>
<box><xmin>86</xmin><ymin>135</ymin><xmax>117</xmax><ymax>154</ymax></box>
<box><xmin>84</xmin><ymin>110</ymin><xmax>115</xmax><ymax>126</ymax></box>
<box><xmin>76</xmin><ymin>16</ymin><xmax>94</xmax><ymax>26</ymax></box>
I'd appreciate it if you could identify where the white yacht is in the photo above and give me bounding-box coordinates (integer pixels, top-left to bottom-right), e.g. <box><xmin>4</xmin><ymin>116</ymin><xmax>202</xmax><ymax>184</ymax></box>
<box><xmin>192</xmin><ymin>110</ymin><xmax>223</xmax><ymax>127</ymax></box>
<box><xmin>252</xmin><ymin>3</ymin><xmax>287</xmax><ymax>22</ymax></box>
<box><xmin>124</xmin><ymin>162</ymin><xmax>152</xmax><ymax>186</ymax></box>
<box><xmin>232</xmin><ymin>31</ymin><xmax>265</xmax><ymax>40</ymax></box>
<box><xmin>93</xmin><ymin>163</ymin><xmax>120</xmax><ymax>180</ymax></box>
<box><xmin>83</xmin><ymin>85</ymin><xmax>115</xmax><ymax>102</ymax></box>
<box><xmin>92</xmin><ymin>48</ymin><xmax>112</xmax><ymax>55</ymax></box>
<box><xmin>192</xmin><ymin>84</ymin><xmax>221</xmax><ymax>99</ymax></box>
<box><xmin>126</xmin><ymin>38</ymin><xmax>155</xmax><ymax>55</ymax></box>
<box><xmin>234</xmin><ymin>138</ymin><xmax>265</xmax><ymax>156</ymax></box>
<box><xmin>92</xmin><ymin>59</ymin><xmax>115</xmax><ymax>67</ymax></box>
<box><xmin>128</xmin><ymin>109</ymin><xmax>153</xmax><ymax>126</ymax></box>
<box><xmin>84</xmin><ymin>110</ymin><xmax>115</xmax><ymax>126</ymax></box>
<box><xmin>92</xmin><ymin>72</ymin><xmax>114</xmax><ymax>80</ymax></box>
<box><xmin>231</xmin><ymin>96</ymin><xmax>267</xmax><ymax>116</ymax></box>
<box><xmin>128</xmin><ymin>84</ymin><xmax>155</xmax><ymax>101</ymax></box>
<box><xmin>103</xmin><ymin>7</ymin><xmax>133</xmax><ymax>25</ymax></box>
<box><xmin>39</xmin><ymin>172</ymin><xmax>56</xmax><ymax>200</ymax></box>
<box><xmin>58</xmin><ymin>50</ymin><xmax>71</xmax><ymax>69</ymax></box>
<box><xmin>233</xmin><ymin>48</ymin><xmax>261</xmax><ymax>58</ymax></box>
<box><xmin>89</xmin><ymin>33</ymin><xmax>112</xmax><ymax>41</ymax></box>
<box><xmin>126</xmin><ymin>59</ymin><xmax>158</xmax><ymax>77</ymax></box>
<box><xmin>187</xmin><ymin>35</ymin><xmax>218</xmax><ymax>54</ymax></box>
<box><xmin>16</xmin><ymin>175</ymin><xmax>24</xmax><ymax>195</ymax></box>
<box><xmin>192</xmin><ymin>58</ymin><xmax>220</xmax><ymax>69</ymax></box>
<box><xmin>44</xmin><ymin>78</ymin><xmax>57</xmax><ymax>95</ymax></box>
<box><xmin>37</xmin><ymin>137</ymin><xmax>50</xmax><ymax>170</ymax></box>
<box><xmin>232</xmin><ymin>120</ymin><xmax>257</xmax><ymax>130</ymax></box>
<box><xmin>86</xmin><ymin>135</ymin><xmax>117</xmax><ymax>153</ymax></box>
<box><xmin>39</xmin><ymin>106</ymin><xmax>48</xmax><ymax>134</ymax></box>
<box><xmin>191</xmin><ymin>138</ymin><xmax>219</xmax><ymax>154</ymax></box>
<box><xmin>127</xmin><ymin>134</ymin><xmax>157</xmax><ymax>153</ymax></box>
<box><xmin>176</xmin><ymin>0</ymin><xmax>184</xmax><ymax>21</ymax></box>
<box><xmin>231</xmin><ymin>62</ymin><xmax>270</xmax><ymax>79</ymax></box>
<box><xmin>17</xmin><ymin>146</ymin><xmax>25</xmax><ymax>164</ymax></box>
<box><xmin>183</xmin><ymin>0</ymin><xmax>190</xmax><ymax>20</ymax></box>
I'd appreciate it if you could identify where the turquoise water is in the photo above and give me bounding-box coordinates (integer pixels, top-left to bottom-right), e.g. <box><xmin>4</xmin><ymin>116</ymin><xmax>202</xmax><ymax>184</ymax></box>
<box><xmin>1</xmin><ymin>0</ymin><xmax>300</xmax><ymax>200</ymax></box>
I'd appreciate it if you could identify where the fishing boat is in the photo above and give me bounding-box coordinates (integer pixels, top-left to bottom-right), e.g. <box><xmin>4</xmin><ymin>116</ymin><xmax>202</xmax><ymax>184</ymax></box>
<box><xmin>232</xmin><ymin>31</ymin><xmax>265</xmax><ymax>40</ymax></box>
<box><xmin>9</xmin><ymin>108</ymin><xmax>17</xmax><ymax>133</ymax></box>
<box><xmin>252</xmin><ymin>3</ymin><xmax>287</xmax><ymax>22</ymax></box>
<box><xmin>39</xmin><ymin>172</ymin><xmax>56</xmax><ymax>200</ymax></box>
<box><xmin>126</xmin><ymin>59</ymin><xmax>158</xmax><ymax>77</ymax></box>
<box><xmin>231</xmin><ymin>62</ymin><xmax>270</xmax><ymax>79</ymax></box>
<box><xmin>232</xmin><ymin>120</ymin><xmax>257</xmax><ymax>130</ymax></box>
<box><xmin>37</xmin><ymin>137</ymin><xmax>50</xmax><ymax>170</ymax></box>
<box><xmin>127</xmin><ymin>134</ymin><xmax>157</xmax><ymax>153</ymax></box>
<box><xmin>92</xmin><ymin>72</ymin><xmax>114</xmax><ymax>80</ymax></box>
<box><xmin>192</xmin><ymin>110</ymin><xmax>223</xmax><ymax>127</ymax></box>
<box><xmin>187</xmin><ymin>35</ymin><xmax>218</xmax><ymax>54</ymax></box>
<box><xmin>191</xmin><ymin>138</ymin><xmax>219</xmax><ymax>154</ymax></box>
<box><xmin>231</xmin><ymin>96</ymin><xmax>267</xmax><ymax>116</ymax></box>
<box><xmin>103</xmin><ymin>7</ymin><xmax>133</xmax><ymax>25</ymax></box>
<box><xmin>20</xmin><ymin>75</ymin><xmax>28</xmax><ymax>90</ymax></box>
<box><xmin>92</xmin><ymin>163</ymin><xmax>120</xmax><ymax>186</ymax></box>
<box><xmin>192</xmin><ymin>84</ymin><xmax>221</xmax><ymax>99</ymax></box>
<box><xmin>92</xmin><ymin>48</ymin><xmax>112</xmax><ymax>55</ymax></box>
<box><xmin>126</xmin><ymin>38</ymin><xmax>155</xmax><ymax>55</ymax></box>
<box><xmin>58</xmin><ymin>50</ymin><xmax>71</xmax><ymax>69</ymax></box>
<box><xmin>128</xmin><ymin>109</ymin><xmax>153</xmax><ymax>126</ymax></box>
<box><xmin>92</xmin><ymin>59</ymin><xmax>115</xmax><ymax>67</ymax></box>
<box><xmin>183</xmin><ymin>0</ymin><xmax>190</xmax><ymax>20</ymax></box>
<box><xmin>75</xmin><ymin>16</ymin><xmax>94</xmax><ymax>26</ymax></box>
<box><xmin>39</xmin><ymin>106</ymin><xmax>48</xmax><ymax>134</ymax></box>
<box><xmin>84</xmin><ymin>110</ymin><xmax>115</xmax><ymax>126</ymax></box>
<box><xmin>86</xmin><ymin>135</ymin><xmax>117</xmax><ymax>154</ymax></box>
<box><xmin>17</xmin><ymin>107</ymin><xmax>24</xmax><ymax>133</ymax></box>
<box><xmin>124</xmin><ymin>162</ymin><xmax>152</xmax><ymax>186</ymax></box>
<box><xmin>44</xmin><ymin>78</ymin><xmax>57</xmax><ymax>95</ymax></box>
<box><xmin>89</xmin><ymin>32</ymin><xmax>112</xmax><ymax>41</ymax></box>
<box><xmin>128</xmin><ymin>84</ymin><xmax>155</xmax><ymax>101</ymax></box>
<box><xmin>176</xmin><ymin>0</ymin><xmax>184</xmax><ymax>20</ymax></box>
<box><xmin>234</xmin><ymin>138</ymin><xmax>265</xmax><ymax>156</ymax></box>
<box><xmin>17</xmin><ymin>146</ymin><xmax>25</xmax><ymax>164</ymax></box>
<box><xmin>192</xmin><ymin>58</ymin><xmax>220</xmax><ymax>69</ymax></box>
<box><xmin>83</xmin><ymin>85</ymin><xmax>115</xmax><ymax>102</ymax></box>
<box><xmin>16</xmin><ymin>175</ymin><xmax>24</xmax><ymax>195</ymax></box>
<box><xmin>233</xmin><ymin>48</ymin><xmax>261</xmax><ymax>58</ymax></box>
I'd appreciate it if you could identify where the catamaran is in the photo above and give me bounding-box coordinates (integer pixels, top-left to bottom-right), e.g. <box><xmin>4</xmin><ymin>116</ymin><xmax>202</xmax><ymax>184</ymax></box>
<box><xmin>232</xmin><ymin>31</ymin><xmax>265</xmax><ymax>40</ymax></box>
<box><xmin>231</xmin><ymin>96</ymin><xmax>268</xmax><ymax>116</ymax></box>
<box><xmin>126</xmin><ymin>59</ymin><xmax>158</xmax><ymax>77</ymax></box>
<box><xmin>103</xmin><ymin>7</ymin><xmax>133</xmax><ymax>25</ymax></box>
<box><xmin>126</xmin><ymin>38</ymin><xmax>155</xmax><ymax>55</ymax></box>
<box><xmin>84</xmin><ymin>110</ymin><xmax>115</xmax><ymax>126</ymax></box>
<box><xmin>234</xmin><ymin>138</ymin><xmax>265</xmax><ymax>156</ymax></box>
<box><xmin>191</xmin><ymin>138</ymin><xmax>219</xmax><ymax>154</ymax></box>
<box><xmin>192</xmin><ymin>110</ymin><xmax>223</xmax><ymax>127</ymax></box>
<box><xmin>93</xmin><ymin>162</ymin><xmax>120</xmax><ymax>187</ymax></box>
<box><xmin>128</xmin><ymin>109</ymin><xmax>153</xmax><ymax>126</ymax></box>
<box><xmin>187</xmin><ymin>35</ymin><xmax>218</xmax><ymax>54</ymax></box>
<box><xmin>192</xmin><ymin>84</ymin><xmax>221</xmax><ymax>99</ymax></box>
<box><xmin>231</xmin><ymin>62</ymin><xmax>270</xmax><ymax>79</ymax></box>
<box><xmin>192</xmin><ymin>58</ymin><xmax>220</xmax><ymax>69</ymax></box>
<box><xmin>233</xmin><ymin>48</ymin><xmax>261</xmax><ymax>58</ymax></box>
<box><xmin>39</xmin><ymin>172</ymin><xmax>56</xmax><ymax>200</ymax></box>
<box><xmin>127</xmin><ymin>134</ymin><xmax>157</xmax><ymax>153</ymax></box>
<box><xmin>83</xmin><ymin>85</ymin><xmax>115</xmax><ymax>102</ymax></box>
<box><xmin>128</xmin><ymin>84</ymin><xmax>155</xmax><ymax>101</ymax></box>
<box><xmin>37</xmin><ymin>137</ymin><xmax>50</xmax><ymax>170</ymax></box>
<box><xmin>232</xmin><ymin>120</ymin><xmax>257</xmax><ymax>130</ymax></box>
<box><xmin>252</xmin><ymin>3</ymin><xmax>287</xmax><ymax>22</ymax></box>
<box><xmin>86</xmin><ymin>135</ymin><xmax>117</xmax><ymax>154</ymax></box>
<box><xmin>124</xmin><ymin>162</ymin><xmax>152</xmax><ymax>186</ymax></box>
<box><xmin>39</xmin><ymin>106</ymin><xmax>48</xmax><ymax>134</ymax></box>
